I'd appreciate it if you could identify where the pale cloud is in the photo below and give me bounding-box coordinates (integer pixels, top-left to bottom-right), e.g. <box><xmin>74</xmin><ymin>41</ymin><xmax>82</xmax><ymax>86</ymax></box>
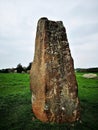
<box><xmin>71</xmin><ymin>32</ymin><xmax>98</xmax><ymax>68</ymax></box>
<box><xmin>0</xmin><ymin>0</ymin><xmax>98</xmax><ymax>68</ymax></box>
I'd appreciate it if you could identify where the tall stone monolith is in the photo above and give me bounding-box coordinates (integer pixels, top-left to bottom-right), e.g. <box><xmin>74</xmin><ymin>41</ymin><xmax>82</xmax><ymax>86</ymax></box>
<box><xmin>30</xmin><ymin>17</ymin><xmax>80</xmax><ymax>123</ymax></box>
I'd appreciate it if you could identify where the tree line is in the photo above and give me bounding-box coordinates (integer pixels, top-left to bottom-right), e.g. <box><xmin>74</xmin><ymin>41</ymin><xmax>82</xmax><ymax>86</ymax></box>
<box><xmin>0</xmin><ymin>62</ymin><xmax>32</xmax><ymax>73</ymax></box>
<box><xmin>76</xmin><ymin>68</ymin><xmax>98</xmax><ymax>73</ymax></box>
<box><xmin>0</xmin><ymin>63</ymin><xmax>98</xmax><ymax>73</ymax></box>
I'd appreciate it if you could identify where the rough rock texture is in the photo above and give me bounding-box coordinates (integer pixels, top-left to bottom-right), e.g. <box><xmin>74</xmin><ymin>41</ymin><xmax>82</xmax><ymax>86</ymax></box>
<box><xmin>30</xmin><ymin>17</ymin><xmax>80</xmax><ymax>123</ymax></box>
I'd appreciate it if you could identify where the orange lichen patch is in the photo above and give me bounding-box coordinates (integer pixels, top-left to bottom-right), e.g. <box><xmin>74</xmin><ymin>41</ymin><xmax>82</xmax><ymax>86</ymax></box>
<box><xmin>32</xmin><ymin>101</ymin><xmax>48</xmax><ymax>122</ymax></box>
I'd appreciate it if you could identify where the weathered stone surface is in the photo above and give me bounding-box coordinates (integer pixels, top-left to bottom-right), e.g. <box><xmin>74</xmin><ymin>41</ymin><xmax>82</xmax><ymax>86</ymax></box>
<box><xmin>30</xmin><ymin>17</ymin><xmax>80</xmax><ymax>123</ymax></box>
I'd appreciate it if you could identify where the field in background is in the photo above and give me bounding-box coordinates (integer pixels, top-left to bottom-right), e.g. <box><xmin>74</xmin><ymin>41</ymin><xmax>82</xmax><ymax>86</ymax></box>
<box><xmin>0</xmin><ymin>73</ymin><xmax>98</xmax><ymax>130</ymax></box>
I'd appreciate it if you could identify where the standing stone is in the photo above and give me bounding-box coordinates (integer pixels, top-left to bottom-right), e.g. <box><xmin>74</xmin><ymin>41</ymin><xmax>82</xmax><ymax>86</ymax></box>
<box><xmin>30</xmin><ymin>17</ymin><xmax>80</xmax><ymax>123</ymax></box>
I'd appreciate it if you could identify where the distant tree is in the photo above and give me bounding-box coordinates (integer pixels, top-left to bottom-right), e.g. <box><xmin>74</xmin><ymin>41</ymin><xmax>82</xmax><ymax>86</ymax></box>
<box><xmin>26</xmin><ymin>62</ymin><xmax>32</xmax><ymax>70</ymax></box>
<box><xmin>16</xmin><ymin>64</ymin><xmax>23</xmax><ymax>73</ymax></box>
<box><xmin>22</xmin><ymin>67</ymin><xmax>27</xmax><ymax>73</ymax></box>
<box><xmin>0</xmin><ymin>69</ymin><xmax>9</xmax><ymax>73</ymax></box>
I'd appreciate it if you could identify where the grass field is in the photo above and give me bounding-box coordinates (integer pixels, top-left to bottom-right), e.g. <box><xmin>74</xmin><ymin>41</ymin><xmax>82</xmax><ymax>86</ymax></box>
<box><xmin>0</xmin><ymin>73</ymin><xmax>98</xmax><ymax>130</ymax></box>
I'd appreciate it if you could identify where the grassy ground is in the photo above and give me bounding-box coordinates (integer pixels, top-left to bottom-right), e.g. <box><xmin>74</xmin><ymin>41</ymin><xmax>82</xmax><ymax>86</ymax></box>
<box><xmin>0</xmin><ymin>73</ymin><xmax>98</xmax><ymax>130</ymax></box>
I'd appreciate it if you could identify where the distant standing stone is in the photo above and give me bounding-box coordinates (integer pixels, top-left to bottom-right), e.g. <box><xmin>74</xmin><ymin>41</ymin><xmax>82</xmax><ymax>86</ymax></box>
<box><xmin>30</xmin><ymin>17</ymin><xmax>80</xmax><ymax>123</ymax></box>
<box><xmin>83</xmin><ymin>73</ymin><xmax>97</xmax><ymax>78</ymax></box>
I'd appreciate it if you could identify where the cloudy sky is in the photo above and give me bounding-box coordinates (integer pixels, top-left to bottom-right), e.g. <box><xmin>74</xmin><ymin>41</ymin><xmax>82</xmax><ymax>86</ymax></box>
<box><xmin>0</xmin><ymin>0</ymin><xmax>98</xmax><ymax>69</ymax></box>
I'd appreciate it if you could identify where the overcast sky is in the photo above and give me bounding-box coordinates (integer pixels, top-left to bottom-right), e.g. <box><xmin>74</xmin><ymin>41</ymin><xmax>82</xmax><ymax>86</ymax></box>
<box><xmin>0</xmin><ymin>0</ymin><xmax>98</xmax><ymax>69</ymax></box>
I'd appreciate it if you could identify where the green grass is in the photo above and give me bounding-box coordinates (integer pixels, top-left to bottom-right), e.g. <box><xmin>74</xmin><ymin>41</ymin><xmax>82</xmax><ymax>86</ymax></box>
<box><xmin>76</xmin><ymin>73</ymin><xmax>98</xmax><ymax>103</ymax></box>
<box><xmin>0</xmin><ymin>73</ymin><xmax>98</xmax><ymax>130</ymax></box>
